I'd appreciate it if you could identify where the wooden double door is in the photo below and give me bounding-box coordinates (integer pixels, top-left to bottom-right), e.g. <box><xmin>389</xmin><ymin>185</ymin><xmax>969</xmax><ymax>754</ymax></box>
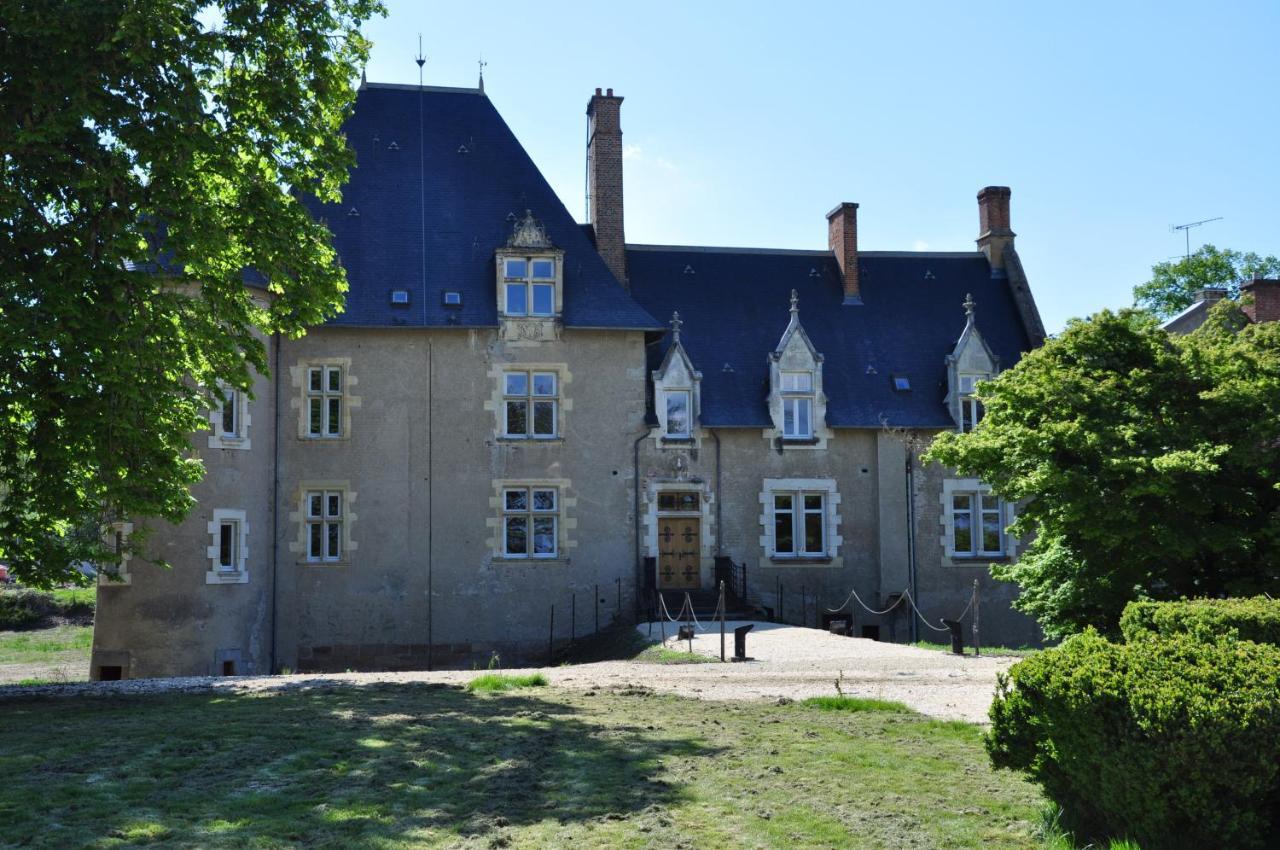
<box><xmin>657</xmin><ymin>517</ymin><xmax>701</xmax><ymax>589</ymax></box>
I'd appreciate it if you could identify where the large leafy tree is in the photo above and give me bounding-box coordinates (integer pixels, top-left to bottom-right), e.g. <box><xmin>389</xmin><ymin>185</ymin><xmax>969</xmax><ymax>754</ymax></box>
<box><xmin>0</xmin><ymin>1</ymin><xmax>383</xmax><ymax>586</ymax></box>
<box><xmin>925</xmin><ymin>306</ymin><xmax>1280</xmax><ymax>638</ymax></box>
<box><xmin>1133</xmin><ymin>244</ymin><xmax>1280</xmax><ymax>319</ymax></box>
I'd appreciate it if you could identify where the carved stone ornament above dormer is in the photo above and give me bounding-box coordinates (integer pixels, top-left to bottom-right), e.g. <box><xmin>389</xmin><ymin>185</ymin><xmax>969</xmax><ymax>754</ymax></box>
<box><xmin>507</xmin><ymin>209</ymin><xmax>555</xmax><ymax>249</ymax></box>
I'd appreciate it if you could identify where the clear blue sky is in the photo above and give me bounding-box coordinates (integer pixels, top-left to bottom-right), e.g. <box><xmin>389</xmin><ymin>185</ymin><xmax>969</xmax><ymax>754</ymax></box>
<box><xmin>359</xmin><ymin>1</ymin><xmax>1279</xmax><ymax>333</ymax></box>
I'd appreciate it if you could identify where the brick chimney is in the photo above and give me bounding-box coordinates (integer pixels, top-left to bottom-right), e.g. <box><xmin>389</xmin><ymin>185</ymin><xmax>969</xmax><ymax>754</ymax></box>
<box><xmin>587</xmin><ymin>88</ymin><xmax>626</xmax><ymax>287</ymax></box>
<box><xmin>827</xmin><ymin>202</ymin><xmax>861</xmax><ymax>304</ymax></box>
<box><xmin>1241</xmin><ymin>277</ymin><xmax>1280</xmax><ymax>324</ymax></box>
<box><xmin>976</xmin><ymin>186</ymin><xmax>1014</xmax><ymax>270</ymax></box>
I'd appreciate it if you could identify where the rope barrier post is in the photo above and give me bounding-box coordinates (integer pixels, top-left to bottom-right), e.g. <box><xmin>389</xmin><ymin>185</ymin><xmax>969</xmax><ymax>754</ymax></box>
<box><xmin>594</xmin><ymin>583</ymin><xmax>599</xmax><ymax>635</ymax></box>
<box><xmin>547</xmin><ymin>604</ymin><xmax>555</xmax><ymax>666</ymax></box>
<box><xmin>658</xmin><ymin>593</ymin><xmax>666</xmax><ymax>644</ymax></box>
<box><xmin>719</xmin><ymin>580</ymin><xmax>726</xmax><ymax>662</ymax></box>
<box><xmin>684</xmin><ymin>591</ymin><xmax>693</xmax><ymax>654</ymax></box>
<box><xmin>972</xmin><ymin>579</ymin><xmax>981</xmax><ymax>657</ymax></box>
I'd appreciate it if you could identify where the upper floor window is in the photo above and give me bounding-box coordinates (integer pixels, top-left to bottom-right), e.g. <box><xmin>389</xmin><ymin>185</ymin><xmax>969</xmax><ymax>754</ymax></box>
<box><xmin>958</xmin><ymin>373</ymin><xmax>987</xmax><ymax>432</ymax></box>
<box><xmin>217</xmin><ymin>519</ymin><xmax>240</xmax><ymax>572</ymax></box>
<box><xmin>503</xmin><ymin>371</ymin><xmax>558</xmax><ymax>439</ymax></box>
<box><xmin>664</xmin><ymin>390</ymin><xmax>691</xmax><ymax>438</ymax></box>
<box><xmin>781</xmin><ymin>371</ymin><xmax>814</xmax><ymax>438</ymax></box>
<box><xmin>950</xmin><ymin>492</ymin><xmax>1004</xmax><ymax>557</ymax></box>
<box><xmin>503</xmin><ymin>257</ymin><xmax>556</xmax><ymax>317</ymax></box>
<box><xmin>773</xmin><ymin>491</ymin><xmax>826</xmax><ymax>557</ymax></box>
<box><xmin>307</xmin><ymin>366</ymin><xmax>343</xmax><ymax>438</ymax></box>
<box><xmin>220</xmin><ymin>390</ymin><xmax>241</xmax><ymax>439</ymax></box>
<box><xmin>503</xmin><ymin>487</ymin><xmax>559</xmax><ymax>559</ymax></box>
<box><xmin>306</xmin><ymin>490</ymin><xmax>344</xmax><ymax>562</ymax></box>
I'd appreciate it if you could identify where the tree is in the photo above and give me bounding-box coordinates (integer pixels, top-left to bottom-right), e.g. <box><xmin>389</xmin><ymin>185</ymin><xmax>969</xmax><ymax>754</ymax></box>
<box><xmin>0</xmin><ymin>0</ymin><xmax>383</xmax><ymax>586</ymax></box>
<box><xmin>1133</xmin><ymin>244</ymin><xmax>1280</xmax><ymax>319</ymax></box>
<box><xmin>924</xmin><ymin>305</ymin><xmax>1280</xmax><ymax>638</ymax></box>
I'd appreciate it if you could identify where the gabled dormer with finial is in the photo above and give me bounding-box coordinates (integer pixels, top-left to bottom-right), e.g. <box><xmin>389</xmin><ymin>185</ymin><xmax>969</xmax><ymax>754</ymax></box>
<box><xmin>765</xmin><ymin>289</ymin><xmax>832</xmax><ymax>449</ymax></box>
<box><xmin>651</xmin><ymin>311</ymin><xmax>703</xmax><ymax>447</ymax></box>
<box><xmin>496</xmin><ymin>209</ymin><xmax>565</xmax><ymax>342</ymax></box>
<box><xmin>944</xmin><ymin>293</ymin><xmax>1001</xmax><ymax>432</ymax></box>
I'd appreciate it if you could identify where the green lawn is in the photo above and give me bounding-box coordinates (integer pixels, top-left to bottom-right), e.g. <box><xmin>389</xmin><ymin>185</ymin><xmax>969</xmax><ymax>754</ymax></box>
<box><xmin>0</xmin><ymin>682</ymin><xmax>1050</xmax><ymax>849</ymax></box>
<box><xmin>911</xmin><ymin>640</ymin><xmax>1043</xmax><ymax>658</ymax></box>
<box><xmin>0</xmin><ymin>624</ymin><xmax>92</xmax><ymax>684</ymax></box>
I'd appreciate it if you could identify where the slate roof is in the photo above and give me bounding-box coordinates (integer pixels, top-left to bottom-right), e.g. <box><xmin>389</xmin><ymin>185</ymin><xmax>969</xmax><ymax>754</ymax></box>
<box><xmin>626</xmin><ymin>246</ymin><xmax>1033</xmax><ymax>428</ymax></box>
<box><xmin>306</xmin><ymin>83</ymin><xmax>659</xmax><ymax>330</ymax></box>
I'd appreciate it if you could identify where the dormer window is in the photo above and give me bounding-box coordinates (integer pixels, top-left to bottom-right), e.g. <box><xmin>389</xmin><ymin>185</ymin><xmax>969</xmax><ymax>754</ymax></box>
<box><xmin>958</xmin><ymin>373</ymin><xmax>988</xmax><ymax>432</ymax></box>
<box><xmin>781</xmin><ymin>371</ymin><xmax>814</xmax><ymax>439</ymax></box>
<box><xmin>503</xmin><ymin>256</ymin><xmax>556</xmax><ymax>317</ymax></box>
<box><xmin>664</xmin><ymin>390</ymin><xmax>691</xmax><ymax>438</ymax></box>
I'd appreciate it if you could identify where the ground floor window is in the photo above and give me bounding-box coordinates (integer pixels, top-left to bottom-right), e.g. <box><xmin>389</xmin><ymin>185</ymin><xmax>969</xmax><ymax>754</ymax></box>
<box><xmin>502</xmin><ymin>486</ymin><xmax>559</xmax><ymax>558</ymax></box>
<box><xmin>306</xmin><ymin>491</ymin><xmax>344</xmax><ymax>562</ymax></box>
<box><xmin>760</xmin><ymin>479</ymin><xmax>840</xmax><ymax>561</ymax></box>
<box><xmin>949</xmin><ymin>492</ymin><xmax>1004</xmax><ymax>557</ymax></box>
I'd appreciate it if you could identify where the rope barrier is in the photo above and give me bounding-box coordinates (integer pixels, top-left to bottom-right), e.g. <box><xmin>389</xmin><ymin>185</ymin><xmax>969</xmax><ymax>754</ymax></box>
<box><xmin>683</xmin><ymin>591</ymin><xmax>713</xmax><ymax>632</ymax></box>
<box><xmin>902</xmin><ymin>589</ymin><xmax>952</xmax><ymax>633</ymax></box>
<box><xmin>824</xmin><ymin>584</ymin><xmax>972</xmax><ymax>635</ymax></box>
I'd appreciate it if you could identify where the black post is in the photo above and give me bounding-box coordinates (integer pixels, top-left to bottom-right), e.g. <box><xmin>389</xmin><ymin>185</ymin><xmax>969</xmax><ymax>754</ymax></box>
<box><xmin>595</xmin><ymin>583</ymin><xmax>600</xmax><ymax>634</ymax></box>
<box><xmin>719</xmin><ymin>580</ymin><xmax>726</xmax><ymax>662</ymax></box>
<box><xmin>548</xmin><ymin>605</ymin><xmax>555</xmax><ymax>666</ymax></box>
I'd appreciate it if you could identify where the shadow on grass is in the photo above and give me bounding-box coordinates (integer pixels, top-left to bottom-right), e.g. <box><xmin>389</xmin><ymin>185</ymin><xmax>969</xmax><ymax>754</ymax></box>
<box><xmin>0</xmin><ymin>682</ymin><xmax>718</xmax><ymax>848</ymax></box>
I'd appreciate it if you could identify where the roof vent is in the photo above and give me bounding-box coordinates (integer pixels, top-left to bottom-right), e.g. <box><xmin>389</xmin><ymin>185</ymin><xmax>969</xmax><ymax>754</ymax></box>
<box><xmin>809</xmin><ymin>267</ymin><xmax>820</xmax><ymax>277</ymax></box>
<box><xmin>347</xmin><ymin>207</ymin><xmax>360</xmax><ymax>217</ymax></box>
<box><xmin>390</xmin><ymin>289</ymin><xmax>410</xmax><ymax>306</ymax></box>
<box><xmin>865</xmin><ymin>364</ymin><xmax>878</xmax><ymax>375</ymax></box>
<box><xmin>722</xmin><ymin>362</ymin><xmax>734</xmax><ymax>373</ymax></box>
<box><xmin>387</xmin><ymin>141</ymin><xmax>399</xmax><ymax>151</ymax></box>
<box><xmin>924</xmin><ymin>269</ymin><xmax>935</xmax><ymax>280</ymax></box>
<box><xmin>457</xmin><ymin>144</ymin><xmax>469</xmax><ymax>154</ymax></box>
<box><xmin>683</xmin><ymin>264</ymin><xmax>695</xmax><ymax>275</ymax></box>
<box><xmin>442</xmin><ymin>290</ymin><xmax>462</xmax><ymax>308</ymax></box>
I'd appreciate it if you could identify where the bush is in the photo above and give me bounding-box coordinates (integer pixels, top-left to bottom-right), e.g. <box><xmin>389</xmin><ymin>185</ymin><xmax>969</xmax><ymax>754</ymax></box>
<box><xmin>1120</xmin><ymin>596</ymin><xmax>1280</xmax><ymax>646</ymax></box>
<box><xmin>0</xmin><ymin>587</ymin><xmax>95</xmax><ymax>630</ymax></box>
<box><xmin>988</xmin><ymin>629</ymin><xmax>1280</xmax><ymax>848</ymax></box>
<box><xmin>465</xmin><ymin>673</ymin><xmax>548</xmax><ymax>692</ymax></box>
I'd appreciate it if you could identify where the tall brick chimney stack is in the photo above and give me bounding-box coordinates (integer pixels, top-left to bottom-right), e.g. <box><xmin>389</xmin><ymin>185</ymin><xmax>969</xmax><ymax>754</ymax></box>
<box><xmin>1241</xmin><ymin>277</ymin><xmax>1280</xmax><ymax>324</ymax></box>
<box><xmin>827</xmin><ymin>202</ymin><xmax>861</xmax><ymax>304</ymax></box>
<box><xmin>587</xmin><ymin>88</ymin><xmax>627</xmax><ymax>288</ymax></box>
<box><xmin>976</xmin><ymin>186</ymin><xmax>1014</xmax><ymax>271</ymax></box>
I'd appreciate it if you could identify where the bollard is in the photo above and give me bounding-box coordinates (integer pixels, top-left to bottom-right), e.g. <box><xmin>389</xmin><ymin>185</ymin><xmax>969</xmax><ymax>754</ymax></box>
<box><xmin>732</xmin><ymin>623</ymin><xmax>755</xmax><ymax>662</ymax></box>
<box><xmin>941</xmin><ymin>618</ymin><xmax>964</xmax><ymax>655</ymax></box>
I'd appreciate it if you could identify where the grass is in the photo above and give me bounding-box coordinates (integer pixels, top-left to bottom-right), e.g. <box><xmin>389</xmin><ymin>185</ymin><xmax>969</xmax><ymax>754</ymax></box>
<box><xmin>911</xmin><ymin>640</ymin><xmax>1043</xmax><ymax>657</ymax></box>
<box><xmin>0</xmin><ymin>624</ymin><xmax>93</xmax><ymax>685</ymax></box>
<box><xmin>0</xmin><ymin>681</ymin><xmax>1053</xmax><ymax>849</ymax></box>
<box><xmin>1039</xmin><ymin>806</ymin><xmax>1144</xmax><ymax>850</ymax></box>
<box><xmin>801</xmin><ymin>695</ymin><xmax>911</xmax><ymax>713</ymax></box>
<box><xmin>50</xmin><ymin>587</ymin><xmax>96</xmax><ymax>608</ymax></box>
<box><xmin>465</xmin><ymin>672</ymin><xmax>548</xmax><ymax>692</ymax></box>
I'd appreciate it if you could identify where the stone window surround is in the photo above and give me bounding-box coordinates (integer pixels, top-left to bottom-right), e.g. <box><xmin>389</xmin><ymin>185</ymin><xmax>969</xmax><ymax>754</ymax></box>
<box><xmin>288</xmin><ymin>481</ymin><xmax>358</xmax><ymax>567</ymax></box>
<box><xmin>289</xmin><ymin>357</ymin><xmax>362</xmax><ymax>441</ymax></box>
<box><xmin>484</xmin><ymin>362</ymin><xmax>573</xmax><ymax>443</ymax></box>
<box><xmin>97</xmin><ymin>521</ymin><xmax>134</xmax><ymax>586</ymax></box>
<box><xmin>939</xmin><ymin>478</ymin><xmax>1018</xmax><ymax>563</ymax></box>
<box><xmin>206</xmin><ymin>508</ymin><xmax>249</xmax><ymax>584</ymax></box>
<box><xmin>207</xmin><ymin>383</ymin><xmax>251</xmax><ymax>450</ymax></box>
<box><xmin>641</xmin><ymin>479</ymin><xmax>715</xmax><ymax>562</ymax></box>
<box><xmin>763</xmin><ymin>326</ymin><xmax>833</xmax><ymax>450</ymax></box>
<box><xmin>758</xmin><ymin>478</ymin><xmax>842</xmax><ymax>565</ymax></box>
<box><xmin>486</xmin><ymin>478</ymin><xmax>577</xmax><ymax>565</ymax></box>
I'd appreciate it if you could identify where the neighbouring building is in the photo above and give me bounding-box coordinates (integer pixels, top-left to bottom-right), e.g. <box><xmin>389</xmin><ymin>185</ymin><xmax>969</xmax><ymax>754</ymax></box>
<box><xmin>1161</xmin><ymin>276</ymin><xmax>1280</xmax><ymax>333</ymax></box>
<box><xmin>92</xmin><ymin>80</ymin><xmax>1047</xmax><ymax>679</ymax></box>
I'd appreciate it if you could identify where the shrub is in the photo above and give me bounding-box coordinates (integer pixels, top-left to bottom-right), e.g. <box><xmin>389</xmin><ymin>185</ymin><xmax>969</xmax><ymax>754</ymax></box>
<box><xmin>465</xmin><ymin>673</ymin><xmax>548</xmax><ymax>692</ymax></box>
<box><xmin>0</xmin><ymin>587</ymin><xmax>95</xmax><ymax>630</ymax></box>
<box><xmin>1120</xmin><ymin>596</ymin><xmax>1280</xmax><ymax>646</ymax></box>
<box><xmin>988</xmin><ymin>629</ymin><xmax>1280</xmax><ymax>848</ymax></box>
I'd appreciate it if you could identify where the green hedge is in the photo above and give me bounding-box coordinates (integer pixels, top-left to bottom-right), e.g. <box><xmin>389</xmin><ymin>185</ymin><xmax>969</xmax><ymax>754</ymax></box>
<box><xmin>1120</xmin><ymin>596</ymin><xmax>1280</xmax><ymax>646</ymax></box>
<box><xmin>988</xmin><ymin>629</ymin><xmax>1280</xmax><ymax>849</ymax></box>
<box><xmin>0</xmin><ymin>587</ymin><xmax>95</xmax><ymax>630</ymax></box>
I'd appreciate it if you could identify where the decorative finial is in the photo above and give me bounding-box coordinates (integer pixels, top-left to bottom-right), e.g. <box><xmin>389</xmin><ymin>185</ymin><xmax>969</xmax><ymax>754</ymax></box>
<box><xmin>789</xmin><ymin>288</ymin><xmax>799</xmax><ymax>314</ymax></box>
<box><xmin>360</xmin><ymin>67</ymin><xmax>367</xmax><ymax>87</ymax></box>
<box><xmin>670</xmin><ymin>310</ymin><xmax>683</xmax><ymax>342</ymax></box>
<box><xmin>963</xmin><ymin>293</ymin><xmax>976</xmax><ymax>319</ymax></box>
<box><xmin>478</xmin><ymin>56</ymin><xmax>487</xmax><ymax>93</ymax></box>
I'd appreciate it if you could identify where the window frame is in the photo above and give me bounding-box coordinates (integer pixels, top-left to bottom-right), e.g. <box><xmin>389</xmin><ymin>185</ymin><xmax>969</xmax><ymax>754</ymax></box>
<box><xmin>502</xmin><ymin>370</ymin><xmax>559</xmax><ymax>439</ymax></box>
<box><xmin>780</xmin><ymin>371</ymin><xmax>814</xmax><ymax>439</ymax></box>
<box><xmin>217</xmin><ymin>519</ymin><xmax>239</xmax><ymax>572</ymax></box>
<box><xmin>502</xmin><ymin>255</ymin><xmax>558</xmax><ymax>318</ymax></box>
<box><xmin>305</xmin><ymin>490</ymin><xmax>345</xmax><ymax>563</ymax></box>
<box><xmin>957</xmin><ymin>372</ymin><xmax>988</xmax><ymax>433</ymax></box>
<box><xmin>664</xmin><ymin>389</ymin><xmax>692</xmax><ymax>438</ymax></box>
<box><xmin>306</xmin><ymin>366</ymin><xmax>344</xmax><ymax>439</ymax></box>
<box><xmin>501</xmin><ymin>486</ymin><xmax>560</xmax><ymax>559</ymax></box>
<box><xmin>949</xmin><ymin>491</ymin><xmax>1005</xmax><ymax>558</ymax></box>
<box><xmin>771</xmin><ymin>490</ymin><xmax>827</xmax><ymax>558</ymax></box>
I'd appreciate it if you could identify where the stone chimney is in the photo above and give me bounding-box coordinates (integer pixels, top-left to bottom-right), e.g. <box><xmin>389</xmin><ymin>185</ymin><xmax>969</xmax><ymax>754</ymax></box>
<box><xmin>1241</xmin><ymin>277</ymin><xmax>1280</xmax><ymax>324</ymax></box>
<box><xmin>587</xmin><ymin>88</ymin><xmax>626</xmax><ymax>287</ymax></box>
<box><xmin>827</xmin><ymin>202</ymin><xmax>861</xmax><ymax>304</ymax></box>
<box><xmin>976</xmin><ymin>186</ymin><xmax>1014</xmax><ymax>271</ymax></box>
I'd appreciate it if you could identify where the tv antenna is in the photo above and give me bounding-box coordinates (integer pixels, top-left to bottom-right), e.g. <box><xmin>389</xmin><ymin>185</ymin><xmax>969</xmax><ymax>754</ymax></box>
<box><xmin>415</xmin><ymin>34</ymin><xmax>426</xmax><ymax>86</ymax></box>
<box><xmin>1171</xmin><ymin>216</ymin><xmax>1223</xmax><ymax>260</ymax></box>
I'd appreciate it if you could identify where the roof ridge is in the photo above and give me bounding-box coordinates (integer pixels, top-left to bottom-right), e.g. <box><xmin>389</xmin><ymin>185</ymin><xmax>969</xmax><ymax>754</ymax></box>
<box><xmin>627</xmin><ymin>243</ymin><xmax>985</xmax><ymax>260</ymax></box>
<box><xmin>360</xmin><ymin>81</ymin><xmax>484</xmax><ymax>95</ymax></box>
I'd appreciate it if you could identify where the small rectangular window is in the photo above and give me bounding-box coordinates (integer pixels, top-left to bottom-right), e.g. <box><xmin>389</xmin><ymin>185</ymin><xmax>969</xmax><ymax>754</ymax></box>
<box><xmin>218</xmin><ymin>521</ymin><xmax>237</xmax><ymax>571</ymax></box>
<box><xmin>505</xmin><ymin>282</ymin><xmax>528</xmax><ymax>316</ymax></box>
<box><xmin>780</xmin><ymin>372</ymin><xmax>815</xmax><ymax>438</ymax></box>
<box><xmin>306</xmin><ymin>490</ymin><xmax>344</xmax><ymax>563</ymax></box>
<box><xmin>502</xmin><ymin>486</ymin><xmax>559</xmax><ymax>559</ymax></box>
<box><xmin>503</xmin><ymin>371</ymin><xmax>558</xmax><ymax>439</ymax></box>
<box><xmin>892</xmin><ymin>375</ymin><xmax>911</xmax><ymax>392</ymax></box>
<box><xmin>306</xmin><ymin>365</ymin><xmax>343</xmax><ymax>438</ymax></box>
<box><xmin>504</xmin><ymin>258</ymin><xmax>528</xmax><ymax>279</ymax></box>
<box><xmin>220</xmin><ymin>390</ymin><xmax>239</xmax><ymax>437</ymax></box>
<box><xmin>443</xmin><ymin>291</ymin><xmax>463</xmax><ymax>307</ymax></box>
<box><xmin>531</xmin><ymin>283</ymin><xmax>555</xmax><ymax>316</ymax></box>
<box><xmin>531</xmin><ymin>259</ymin><xmax>555</xmax><ymax>279</ymax></box>
<box><xmin>781</xmin><ymin>372</ymin><xmax>813</xmax><ymax>393</ymax></box>
<box><xmin>665</xmin><ymin>390</ymin><xmax>691</xmax><ymax>437</ymax></box>
<box><xmin>390</xmin><ymin>289</ymin><xmax>410</xmax><ymax>305</ymax></box>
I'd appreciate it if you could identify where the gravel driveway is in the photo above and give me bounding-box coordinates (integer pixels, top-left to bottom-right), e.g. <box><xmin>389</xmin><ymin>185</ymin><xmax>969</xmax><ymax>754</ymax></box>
<box><xmin>0</xmin><ymin>621</ymin><xmax>1014</xmax><ymax>723</ymax></box>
